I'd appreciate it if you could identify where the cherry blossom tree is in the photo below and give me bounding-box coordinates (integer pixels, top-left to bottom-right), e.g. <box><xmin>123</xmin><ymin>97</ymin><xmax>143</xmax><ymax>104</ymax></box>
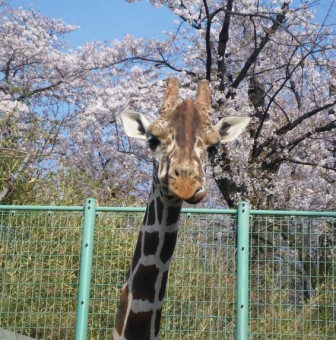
<box><xmin>0</xmin><ymin>3</ymin><xmax>159</xmax><ymax>203</ymax></box>
<box><xmin>0</xmin><ymin>3</ymin><xmax>79</xmax><ymax>202</ymax></box>
<box><xmin>0</xmin><ymin>0</ymin><xmax>335</xmax><ymax>211</ymax></box>
<box><xmin>119</xmin><ymin>0</ymin><xmax>336</xmax><ymax>210</ymax></box>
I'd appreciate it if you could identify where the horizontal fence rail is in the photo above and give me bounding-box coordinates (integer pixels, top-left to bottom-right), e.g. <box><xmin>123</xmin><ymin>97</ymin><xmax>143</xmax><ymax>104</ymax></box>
<box><xmin>0</xmin><ymin>200</ymin><xmax>335</xmax><ymax>339</ymax></box>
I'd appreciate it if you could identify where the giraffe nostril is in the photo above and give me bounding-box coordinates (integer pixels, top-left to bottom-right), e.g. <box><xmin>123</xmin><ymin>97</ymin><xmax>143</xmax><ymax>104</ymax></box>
<box><xmin>173</xmin><ymin>167</ymin><xmax>195</xmax><ymax>178</ymax></box>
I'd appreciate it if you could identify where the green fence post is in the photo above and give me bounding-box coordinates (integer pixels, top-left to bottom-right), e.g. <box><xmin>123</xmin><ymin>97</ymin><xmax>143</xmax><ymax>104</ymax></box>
<box><xmin>75</xmin><ymin>198</ymin><xmax>96</xmax><ymax>340</ymax></box>
<box><xmin>236</xmin><ymin>201</ymin><xmax>250</xmax><ymax>340</ymax></box>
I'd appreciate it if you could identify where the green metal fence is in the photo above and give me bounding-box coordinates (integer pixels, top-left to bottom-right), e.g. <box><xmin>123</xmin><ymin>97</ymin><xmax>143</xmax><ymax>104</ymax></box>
<box><xmin>0</xmin><ymin>199</ymin><xmax>335</xmax><ymax>339</ymax></box>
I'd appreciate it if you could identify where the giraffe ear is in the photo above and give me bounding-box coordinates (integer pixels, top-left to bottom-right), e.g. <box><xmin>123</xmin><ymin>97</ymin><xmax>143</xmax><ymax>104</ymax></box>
<box><xmin>120</xmin><ymin>111</ymin><xmax>150</xmax><ymax>140</ymax></box>
<box><xmin>215</xmin><ymin>117</ymin><xmax>251</xmax><ymax>143</ymax></box>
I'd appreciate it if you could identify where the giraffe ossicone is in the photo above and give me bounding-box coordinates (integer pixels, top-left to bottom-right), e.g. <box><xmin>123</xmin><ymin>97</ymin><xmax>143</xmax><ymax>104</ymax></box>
<box><xmin>112</xmin><ymin>78</ymin><xmax>250</xmax><ymax>340</ymax></box>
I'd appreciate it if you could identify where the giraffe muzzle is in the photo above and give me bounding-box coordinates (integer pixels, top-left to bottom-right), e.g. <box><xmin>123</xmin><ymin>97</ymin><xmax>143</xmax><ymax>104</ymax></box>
<box><xmin>168</xmin><ymin>177</ymin><xmax>206</xmax><ymax>204</ymax></box>
<box><xmin>186</xmin><ymin>186</ymin><xmax>206</xmax><ymax>204</ymax></box>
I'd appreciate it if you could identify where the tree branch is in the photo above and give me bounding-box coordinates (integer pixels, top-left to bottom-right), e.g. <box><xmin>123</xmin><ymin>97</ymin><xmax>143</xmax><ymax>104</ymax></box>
<box><xmin>162</xmin><ymin>1</ymin><xmax>203</xmax><ymax>29</ymax></box>
<box><xmin>130</xmin><ymin>55</ymin><xmax>197</xmax><ymax>77</ymax></box>
<box><xmin>203</xmin><ymin>0</ymin><xmax>212</xmax><ymax>81</ymax></box>
<box><xmin>271</xmin><ymin>158</ymin><xmax>336</xmax><ymax>172</ymax></box>
<box><xmin>17</xmin><ymin>80</ymin><xmax>64</xmax><ymax>100</ymax></box>
<box><xmin>286</xmin><ymin>120</ymin><xmax>336</xmax><ymax>152</ymax></box>
<box><xmin>264</xmin><ymin>120</ymin><xmax>336</xmax><ymax>162</ymax></box>
<box><xmin>252</xmin><ymin>45</ymin><xmax>303</xmax><ymax>156</ymax></box>
<box><xmin>289</xmin><ymin>79</ymin><xmax>302</xmax><ymax>109</ymax></box>
<box><xmin>276</xmin><ymin>100</ymin><xmax>336</xmax><ymax>135</ymax></box>
<box><xmin>217</xmin><ymin>0</ymin><xmax>234</xmax><ymax>91</ymax></box>
<box><xmin>226</xmin><ymin>1</ymin><xmax>290</xmax><ymax>98</ymax></box>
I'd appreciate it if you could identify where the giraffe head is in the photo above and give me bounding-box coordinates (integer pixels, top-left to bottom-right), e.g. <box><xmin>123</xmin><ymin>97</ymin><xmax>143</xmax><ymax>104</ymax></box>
<box><xmin>121</xmin><ymin>78</ymin><xmax>250</xmax><ymax>204</ymax></box>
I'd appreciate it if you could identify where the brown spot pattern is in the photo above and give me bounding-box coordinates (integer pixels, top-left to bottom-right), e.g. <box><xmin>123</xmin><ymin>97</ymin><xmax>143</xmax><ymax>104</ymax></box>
<box><xmin>124</xmin><ymin>309</ymin><xmax>153</xmax><ymax>340</ymax></box>
<box><xmin>147</xmin><ymin>200</ymin><xmax>156</xmax><ymax>225</ymax></box>
<box><xmin>167</xmin><ymin>206</ymin><xmax>181</xmax><ymax>226</ymax></box>
<box><xmin>160</xmin><ymin>231</ymin><xmax>178</xmax><ymax>264</ymax></box>
<box><xmin>156</xmin><ymin>197</ymin><xmax>164</xmax><ymax>224</ymax></box>
<box><xmin>143</xmin><ymin>231</ymin><xmax>160</xmax><ymax>256</ymax></box>
<box><xmin>132</xmin><ymin>264</ymin><xmax>160</xmax><ymax>302</ymax></box>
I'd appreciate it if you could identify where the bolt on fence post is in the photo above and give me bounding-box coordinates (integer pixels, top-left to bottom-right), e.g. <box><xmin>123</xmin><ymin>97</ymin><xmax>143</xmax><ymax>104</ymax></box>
<box><xmin>75</xmin><ymin>198</ymin><xmax>96</xmax><ymax>340</ymax></box>
<box><xmin>236</xmin><ymin>201</ymin><xmax>250</xmax><ymax>340</ymax></box>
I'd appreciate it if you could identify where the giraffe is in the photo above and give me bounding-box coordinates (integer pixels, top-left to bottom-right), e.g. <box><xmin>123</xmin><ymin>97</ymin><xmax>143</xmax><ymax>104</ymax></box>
<box><xmin>112</xmin><ymin>78</ymin><xmax>250</xmax><ymax>340</ymax></box>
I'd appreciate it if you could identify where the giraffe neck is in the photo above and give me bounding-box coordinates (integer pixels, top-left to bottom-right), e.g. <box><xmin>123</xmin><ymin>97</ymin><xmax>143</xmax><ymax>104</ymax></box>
<box><xmin>112</xmin><ymin>179</ymin><xmax>183</xmax><ymax>340</ymax></box>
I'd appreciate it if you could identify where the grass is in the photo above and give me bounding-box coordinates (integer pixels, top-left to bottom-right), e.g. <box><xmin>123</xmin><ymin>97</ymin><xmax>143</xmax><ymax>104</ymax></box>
<box><xmin>0</xmin><ymin>210</ymin><xmax>335</xmax><ymax>339</ymax></box>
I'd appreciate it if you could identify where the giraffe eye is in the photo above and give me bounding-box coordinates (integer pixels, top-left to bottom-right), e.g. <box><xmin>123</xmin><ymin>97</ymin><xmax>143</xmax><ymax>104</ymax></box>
<box><xmin>207</xmin><ymin>144</ymin><xmax>219</xmax><ymax>159</ymax></box>
<box><xmin>148</xmin><ymin>136</ymin><xmax>161</xmax><ymax>151</ymax></box>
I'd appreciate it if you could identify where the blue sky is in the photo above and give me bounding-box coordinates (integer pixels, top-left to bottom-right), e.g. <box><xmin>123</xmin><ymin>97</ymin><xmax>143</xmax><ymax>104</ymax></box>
<box><xmin>10</xmin><ymin>0</ymin><xmax>175</xmax><ymax>47</ymax></box>
<box><xmin>9</xmin><ymin>0</ymin><xmax>336</xmax><ymax>49</ymax></box>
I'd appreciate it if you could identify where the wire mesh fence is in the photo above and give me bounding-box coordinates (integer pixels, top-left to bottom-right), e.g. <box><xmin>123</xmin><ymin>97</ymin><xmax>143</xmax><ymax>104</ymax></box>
<box><xmin>0</xmin><ymin>209</ymin><xmax>83</xmax><ymax>339</ymax></box>
<box><xmin>249</xmin><ymin>213</ymin><xmax>336</xmax><ymax>339</ymax></box>
<box><xmin>0</xmin><ymin>201</ymin><xmax>335</xmax><ymax>339</ymax></box>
